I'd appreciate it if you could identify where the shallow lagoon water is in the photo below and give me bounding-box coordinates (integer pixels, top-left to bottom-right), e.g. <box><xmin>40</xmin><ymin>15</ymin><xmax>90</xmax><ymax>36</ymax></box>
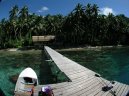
<box><xmin>0</xmin><ymin>47</ymin><xmax>129</xmax><ymax>96</ymax></box>
<box><xmin>60</xmin><ymin>47</ymin><xmax>129</xmax><ymax>85</ymax></box>
<box><xmin>0</xmin><ymin>50</ymin><xmax>66</xmax><ymax>96</ymax></box>
<box><xmin>0</xmin><ymin>50</ymin><xmax>41</xmax><ymax>96</ymax></box>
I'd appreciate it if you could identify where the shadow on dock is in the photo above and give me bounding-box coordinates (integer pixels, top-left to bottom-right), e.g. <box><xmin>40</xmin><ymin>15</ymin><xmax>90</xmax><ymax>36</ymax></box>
<box><xmin>39</xmin><ymin>49</ymin><xmax>70</xmax><ymax>85</ymax></box>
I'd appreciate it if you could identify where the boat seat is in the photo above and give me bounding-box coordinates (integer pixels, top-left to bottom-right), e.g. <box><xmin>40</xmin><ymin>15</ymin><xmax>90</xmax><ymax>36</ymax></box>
<box><xmin>21</xmin><ymin>81</ymin><xmax>34</xmax><ymax>85</ymax></box>
<box><xmin>19</xmin><ymin>88</ymin><xmax>32</xmax><ymax>92</ymax></box>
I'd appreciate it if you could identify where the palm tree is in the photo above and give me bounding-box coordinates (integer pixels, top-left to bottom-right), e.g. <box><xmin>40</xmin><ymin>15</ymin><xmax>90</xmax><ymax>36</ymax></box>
<box><xmin>116</xmin><ymin>14</ymin><xmax>129</xmax><ymax>45</ymax></box>
<box><xmin>9</xmin><ymin>5</ymin><xmax>19</xmax><ymax>21</ymax></box>
<box><xmin>72</xmin><ymin>3</ymin><xmax>85</xmax><ymax>45</ymax></box>
<box><xmin>18</xmin><ymin>6</ymin><xmax>29</xmax><ymax>45</ymax></box>
<box><xmin>8</xmin><ymin>5</ymin><xmax>19</xmax><ymax>44</ymax></box>
<box><xmin>84</xmin><ymin>4</ymin><xmax>99</xmax><ymax>45</ymax></box>
<box><xmin>90</xmin><ymin>4</ymin><xmax>99</xmax><ymax>45</ymax></box>
<box><xmin>61</xmin><ymin>3</ymin><xmax>85</xmax><ymax>45</ymax></box>
<box><xmin>97</xmin><ymin>15</ymin><xmax>108</xmax><ymax>45</ymax></box>
<box><xmin>19</xmin><ymin>6</ymin><xmax>28</xmax><ymax>21</ymax></box>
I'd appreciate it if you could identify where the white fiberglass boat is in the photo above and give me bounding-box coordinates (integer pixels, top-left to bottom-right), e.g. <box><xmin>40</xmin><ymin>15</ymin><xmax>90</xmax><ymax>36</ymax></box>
<box><xmin>14</xmin><ymin>67</ymin><xmax>38</xmax><ymax>96</ymax></box>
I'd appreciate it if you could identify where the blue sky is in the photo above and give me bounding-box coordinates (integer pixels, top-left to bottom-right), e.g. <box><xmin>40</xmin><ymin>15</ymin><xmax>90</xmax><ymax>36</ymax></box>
<box><xmin>0</xmin><ymin>0</ymin><xmax>129</xmax><ymax>20</ymax></box>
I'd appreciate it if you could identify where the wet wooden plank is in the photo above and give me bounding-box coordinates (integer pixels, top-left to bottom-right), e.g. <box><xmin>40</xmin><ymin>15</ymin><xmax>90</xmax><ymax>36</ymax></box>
<box><xmin>53</xmin><ymin>76</ymin><xmax>95</xmax><ymax>95</ymax></box>
<box><xmin>69</xmin><ymin>79</ymin><xmax>100</xmax><ymax>96</ymax></box>
<box><xmin>120</xmin><ymin>85</ymin><xmax>129</xmax><ymax>96</ymax></box>
<box><xmin>117</xmin><ymin>84</ymin><xmax>127</xmax><ymax>96</ymax></box>
<box><xmin>86</xmin><ymin>79</ymin><xmax>110</xmax><ymax>96</ymax></box>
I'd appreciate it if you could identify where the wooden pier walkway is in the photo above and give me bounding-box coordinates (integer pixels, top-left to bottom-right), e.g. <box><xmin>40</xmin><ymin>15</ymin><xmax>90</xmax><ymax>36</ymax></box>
<box><xmin>34</xmin><ymin>46</ymin><xmax>129</xmax><ymax>96</ymax></box>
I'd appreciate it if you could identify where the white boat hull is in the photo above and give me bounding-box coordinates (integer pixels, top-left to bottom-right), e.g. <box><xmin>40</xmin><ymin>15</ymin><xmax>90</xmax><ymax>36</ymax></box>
<box><xmin>14</xmin><ymin>67</ymin><xmax>38</xmax><ymax>95</ymax></box>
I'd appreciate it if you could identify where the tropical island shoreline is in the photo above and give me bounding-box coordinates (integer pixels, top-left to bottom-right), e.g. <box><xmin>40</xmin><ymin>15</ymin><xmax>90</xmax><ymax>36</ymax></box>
<box><xmin>3</xmin><ymin>44</ymin><xmax>127</xmax><ymax>52</ymax></box>
<box><xmin>55</xmin><ymin>45</ymin><xmax>125</xmax><ymax>51</ymax></box>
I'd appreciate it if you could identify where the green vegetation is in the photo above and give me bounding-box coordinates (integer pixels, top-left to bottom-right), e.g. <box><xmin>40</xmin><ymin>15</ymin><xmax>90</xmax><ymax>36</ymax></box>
<box><xmin>0</xmin><ymin>3</ymin><xmax>129</xmax><ymax>48</ymax></box>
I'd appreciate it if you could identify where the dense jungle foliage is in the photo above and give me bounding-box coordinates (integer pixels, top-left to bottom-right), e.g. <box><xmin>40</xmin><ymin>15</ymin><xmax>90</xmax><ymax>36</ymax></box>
<box><xmin>0</xmin><ymin>3</ymin><xmax>129</xmax><ymax>48</ymax></box>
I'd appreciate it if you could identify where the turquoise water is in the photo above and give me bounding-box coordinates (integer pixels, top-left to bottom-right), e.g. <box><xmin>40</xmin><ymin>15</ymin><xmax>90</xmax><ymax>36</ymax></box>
<box><xmin>0</xmin><ymin>47</ymin><xmax>129</xmax><ymax>96</ymax></box>
<box><xmin>0</xmin><ymin>50</ymin><xmax>67</xmax><ymax>96</ymax></box>
<box><xmin>60</xmin><ymin>47</ymin><xmax>129</xmax><ymax>85</ymax></box>
<box><xmin>0</xmin><ymin>50</ymin><xmax>41</xmax><ymax>96</ymax></box>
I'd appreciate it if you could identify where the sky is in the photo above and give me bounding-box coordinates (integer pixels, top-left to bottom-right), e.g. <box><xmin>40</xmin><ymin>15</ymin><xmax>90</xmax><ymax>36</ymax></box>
<box><xmin>0</xmin><ymin>0</ymin><xmax>129</xmax><ymax>20</ymax></box>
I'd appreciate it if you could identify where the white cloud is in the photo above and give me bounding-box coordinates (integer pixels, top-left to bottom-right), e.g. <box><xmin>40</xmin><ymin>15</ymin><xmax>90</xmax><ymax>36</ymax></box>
<box><xmin>37</xmin><ymin>6</ymin><xmax>49</xmax><ymax>13</ymax></box>
<box><xmin>100</xmin><ymin>7</ymin><xmax>115</xmax><ymax>15</ymax></box>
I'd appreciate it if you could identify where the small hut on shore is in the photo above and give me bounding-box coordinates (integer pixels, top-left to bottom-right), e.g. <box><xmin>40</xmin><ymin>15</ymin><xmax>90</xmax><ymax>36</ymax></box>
<box><xmin>32</xmin><ymin>35</ymin><xmax>55</xmax><ymax>49</ymax></box>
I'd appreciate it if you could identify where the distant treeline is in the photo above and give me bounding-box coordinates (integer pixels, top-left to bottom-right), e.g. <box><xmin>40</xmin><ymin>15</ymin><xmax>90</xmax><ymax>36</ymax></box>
<box><xmin>0</xmin><ymin>3</ymin><xmax>129</xmax><ymax>48</ymax></box>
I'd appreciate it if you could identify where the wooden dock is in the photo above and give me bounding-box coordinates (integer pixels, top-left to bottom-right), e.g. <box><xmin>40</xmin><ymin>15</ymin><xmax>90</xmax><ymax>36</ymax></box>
<box><xmin>34</xmin><ymin>46</ymin><xmax>129</xmax><ymax>96</ymax></box>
